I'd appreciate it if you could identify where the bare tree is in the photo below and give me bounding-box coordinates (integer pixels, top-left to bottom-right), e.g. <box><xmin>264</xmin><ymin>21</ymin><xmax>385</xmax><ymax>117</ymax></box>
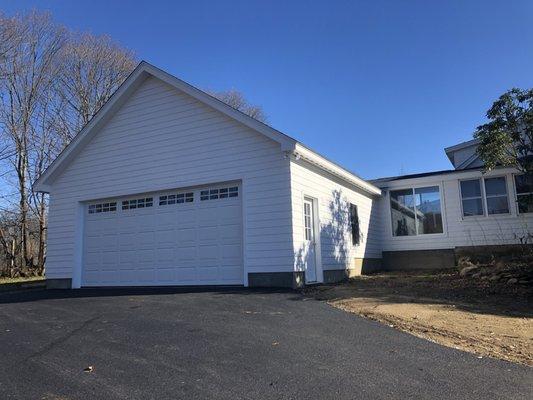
<box><xmin>209</xmin><ymin>89</ymin><xmax>267</xmax><ymax>122</ymax></box>
<box><xmin>0</xmin><ymin>11</ymin><xmax>136</xmax><ymax>277</ymax></box>
<box><xmin>53</xmin><ymin>33</ymin><xmax>136</xmax><ymax>143</ymax></box>
<box><xmin>0</xmin><ymin>11</ymin><xmax>65</xmax><ymax>275</ymax></box>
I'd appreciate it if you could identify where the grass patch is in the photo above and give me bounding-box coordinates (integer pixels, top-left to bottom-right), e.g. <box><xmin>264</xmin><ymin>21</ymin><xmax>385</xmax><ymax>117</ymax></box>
<box><xmin>0</xmin><ymin>276</ymin><xmax>45</xmax><ymax>285</ymax></box>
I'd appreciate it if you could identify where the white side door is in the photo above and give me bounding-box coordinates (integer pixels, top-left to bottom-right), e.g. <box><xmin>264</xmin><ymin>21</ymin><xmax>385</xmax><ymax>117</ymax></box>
<box><xmin>303</xmin><ymin>198</ymin><xmax>317</xmax><ymax>283</ymax></box>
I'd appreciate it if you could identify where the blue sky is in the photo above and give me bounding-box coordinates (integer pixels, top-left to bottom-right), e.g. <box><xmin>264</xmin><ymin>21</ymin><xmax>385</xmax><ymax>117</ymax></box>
<box><xmin>2</xmin><ymin>0</ymin><xmax>532</xmax><ymax>179</ymax></box>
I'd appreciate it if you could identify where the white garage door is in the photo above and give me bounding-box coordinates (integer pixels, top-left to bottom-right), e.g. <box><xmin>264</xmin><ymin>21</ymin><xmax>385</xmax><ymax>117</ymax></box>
<box><xmin>82</xmin><ymin>183</ymin><xmax>243</xmax><ymax>286</ymax></box>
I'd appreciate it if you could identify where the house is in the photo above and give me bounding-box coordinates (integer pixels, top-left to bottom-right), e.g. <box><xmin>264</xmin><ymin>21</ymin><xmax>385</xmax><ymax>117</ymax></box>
<box><xmin>372</xmin><ymin>140</ymin><xmax>532</xmax><ymax>270</ymax></box>
<box><xmin>34</xmin><ymin>62</ymin><xmax>532</xmax><ymax>289</ymax></box>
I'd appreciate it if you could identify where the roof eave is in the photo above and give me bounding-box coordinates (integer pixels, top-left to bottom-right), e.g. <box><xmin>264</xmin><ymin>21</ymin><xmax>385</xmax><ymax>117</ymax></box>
<box><xmin>294</xmin><ymin>144</ymin><xmax>381</xmax><ymax>196</ymax></box>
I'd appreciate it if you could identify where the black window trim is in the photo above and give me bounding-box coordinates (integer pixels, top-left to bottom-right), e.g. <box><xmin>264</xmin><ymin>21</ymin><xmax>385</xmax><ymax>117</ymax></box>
<box><xmin>389</xmin><ymin>184</ymin><xmax>445</xmax><ymax>237</ymax></box>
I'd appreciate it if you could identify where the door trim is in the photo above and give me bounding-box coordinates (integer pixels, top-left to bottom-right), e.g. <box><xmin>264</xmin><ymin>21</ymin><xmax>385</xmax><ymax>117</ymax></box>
<box><xmin>303</xmin><ymin>195</ymin><xmax>323</xmax><ymax>284</ymax></box>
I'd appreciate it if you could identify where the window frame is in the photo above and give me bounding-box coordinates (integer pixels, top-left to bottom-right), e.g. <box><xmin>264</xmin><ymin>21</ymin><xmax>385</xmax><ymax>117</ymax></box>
<box><xmin>459</xmin><ymin>178</ymin><xmax>485</xmax><ymax>217</ymax></box>
<box><xmin>513</xmin><ymin>173</ymin><xmax>533</xmax><ymax>214</ymax></box>
<box><xmin>459</xmin><ymin>176</ymin><xmax>511</xmax><ymax>218</ymax></box>
<box><xmin>388</xmin><ymin>183</ymin><xmax>446</xmax><ymax>238</ymax></box>
<box><xmin>483</xmin><ymin>176</ymin><xmax>510</xmax><ymax>215</ymax></box>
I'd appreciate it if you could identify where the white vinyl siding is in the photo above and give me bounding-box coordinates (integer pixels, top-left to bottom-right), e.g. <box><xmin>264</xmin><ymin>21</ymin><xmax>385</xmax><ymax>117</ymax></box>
<box><xmin>289</xmin><ymin>159</ymin><xmax>382</xmax><ymax>273</ymax></box>
<box><xmin>45</xmin><ymin>76</ymin><xmax>293</xmax><ymax>282</ymax></box>
<box><xmin>377</xmin><ymin>168</ymin><xmax>533</xmax><ymax>251</ymax></box>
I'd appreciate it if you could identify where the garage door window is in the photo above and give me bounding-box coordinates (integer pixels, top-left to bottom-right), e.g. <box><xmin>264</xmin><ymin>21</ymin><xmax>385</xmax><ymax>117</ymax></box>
<box><xmin>122</xmin><ymin>197</ymin><xmax>153</xmax><ymax>210</ymax></box>
<box><xmin>201</xmin><ymin>186</ymin><xmax>238</xmax><ymax>201</ymax></box>
<box><xmin>159</xmin><ymin>192</ymin><xmax>193</xmax><ymax>205</ymax></box>
<box><xmin>88</xmin><ymin>202</ymin><xmax>117</xmax><ymax>214</ymax></box>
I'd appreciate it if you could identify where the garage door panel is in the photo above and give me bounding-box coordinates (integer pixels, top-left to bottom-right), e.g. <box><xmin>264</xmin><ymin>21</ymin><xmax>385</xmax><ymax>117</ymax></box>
<box><xmin>118</xmin><ymin>215</ymin><xmax>142</xmax><ymax>232</ymax></box>
<box><xmin>135</xmin><ymin>269</ymin><xmax>155</xmax><ymax>282</ymax></box>
<box><xmin>134</xmin><ymin>214</ymin><xmax>156</xmax><ymax>232</ymax></box>
<box><xmin>137</xmin><ymin>232</ymin><xmax>155</xmax><ymax>249</ymax></box>
<box><xmin>220</xmin><ymin>225</ymin><xmax>241</xmax><ymax>242</ymax></box>
<box><xmin>100</xmin><ymin>235</ymin><xmax>118</xmax><ymax>251</ymax></box>
<box><xmin>118</xmin><ymin>233</ymin><xmax>137</xmax><ymax>249</ymax></box>
<box><xmin>156</xmin><ymin>248</ymin><xmax>174</xmax><ymax>263</ymax></box>
<box><xmin>119</xmin><ymin>249</ymin><xmax>137</xmax><ymax>264</ymax></box>
<box><xmin>100</xmin><ymin>270</ymin><xmax>120</xmax><ymax>283</ymax></box>
<box><xmin>85</xmin><ymin>236</ymin><xmax>104</xmax><ymax>252</ymax></box>
<box><xmin>176</xmin><ymin>246</ymin><xmax>197</xmax><ymax>261</ymax></box>
<box><xmin>218</xmin><ymin>205</ymin><xmax>241</xmax><ymax>222</ymax></box>
<box><xmin>84</xmin><ymin>252</ymin><xmax>101</xmax><ymax>268</ymax></box>
<box><xmin>220</xmin><ymin>265</ymin><xmax>242</xmax><ymax>280</ymax></box>
<box><xmin>82</xmin><ymin>183</ymin><xmax>243</xmax><ymax>286</ymax></box>
<box><xmin>221</xmin><ymin>244</ymin><xmax>241</xmax><ymax>259</ymax></box>
<box><xmin>198</xmin><ymin>226</ymin><xmax>218</xmax><ymax>242</ymax></box>
<box><xmin>176</xmin><ymin>228</ymin><xmax>197</xmax><ymax>245</ymax></box>
<box><xmin>101</xmin><ymin>251</ymin><xmax>119</xmax><ymax>268</ymax></box>
<box><xmin>155</xmin><ymin>212</ymin><xmax>175</xmax><ymax>230</ymax></box>
<box><xmin>138</xmin><ymin>249</ymin><xmax>155</xmax><ymax>264</ymax></box>
<box><xmin>198</xmin><ymin>244</ymin><xmax>219</xmax><ymax>260</ymax></box>
<box><xmin>82</xmin><ymin>271</ymin><xmax>100</xmax><ymax>285</ymax></box>
<box><xmin>197</xmin><ymin>207</ymin><xmax>219</xmax><ymax>225</ymax></box>
<box><xmin>197</xmin><ymin>266</ymin><xmax>218</xmax><ymax>281</ymax></box>
<box><xmin>156</xmin><ymin>268</ymin><xmax>174</xmax><ymax>282</ymax></box>
<box><xmin>155</xmin><ymin>230</ymin><xmax>174</xmax><ymax>246</ymax></box>
<box><xmin>176</xmin><ymin>209</ymin><xmax>196</xmax><ymax>223</ymax></box>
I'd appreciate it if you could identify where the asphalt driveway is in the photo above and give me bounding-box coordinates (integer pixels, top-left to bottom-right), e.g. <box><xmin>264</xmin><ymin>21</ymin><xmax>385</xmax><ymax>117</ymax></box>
<box><xmin>0</xmin><ymin>287</ymin><xmax>531</xmax><ymax>400</ymax></box>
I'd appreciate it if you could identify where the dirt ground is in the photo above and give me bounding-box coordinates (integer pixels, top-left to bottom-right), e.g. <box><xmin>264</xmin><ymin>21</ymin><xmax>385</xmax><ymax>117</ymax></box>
<box><xmin>306</xmin><ymin>269</ymin><xmax>533</xmax><ymax>366</ymax></box>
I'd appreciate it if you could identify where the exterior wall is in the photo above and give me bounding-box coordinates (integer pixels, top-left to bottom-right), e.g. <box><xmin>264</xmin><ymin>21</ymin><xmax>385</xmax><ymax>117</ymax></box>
<box><xmin>376</xmin><ymin>168</ymin><xmax>532</xmax><ymax>253</ymax></box>
<box><xmin>46</xmin><ymin>76</ymin><xmax>294</xmax><ymax>286</ymax></box>
<box><xmin>289</xmin><ymin>159</ymin><xmax>382</xmax><ymax>279</ymax></box>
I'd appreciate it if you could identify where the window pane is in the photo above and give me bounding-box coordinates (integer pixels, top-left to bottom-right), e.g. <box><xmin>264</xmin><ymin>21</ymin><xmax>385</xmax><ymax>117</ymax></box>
<box><xmin>462</xmin><ymin>198</ymin><xmax>484</xmax><ymax>216</ymax></box>
<box><xmin>349</xmin><ymin>203</ymin><xmax>360</xmax><ymax>245</ymax></box>
<box><xmin>415</xmin><ymin>186</ymin><xmax>443</xmax><ymax>234</ymax></box>
<box><xmin>515</xmin><ymin>174</ymin><xmax>533</xmax><ymax>194</ymax></box>
<box><xmin>517</xmin><ymin>194</ymin><xmax>533</xmax><ymax>213</ymax></box>
<box><xmin>390</xmin><ymin>189</ymin><xmax>416</xmax><ymax>236</ymax></box>
<box><xmin>484</xmin><ymin>177</ymin><xmax>507</xmax><ymax>196</ymax></box>
<box><xmin>487</xmin><ymin>196</ymin><xmax>509</xmax><ymax>214</ymax></box>
<box><xmin>460</xmin><ymin>179</ymin><xmax>481</xmax><ymax>198</ymax></box>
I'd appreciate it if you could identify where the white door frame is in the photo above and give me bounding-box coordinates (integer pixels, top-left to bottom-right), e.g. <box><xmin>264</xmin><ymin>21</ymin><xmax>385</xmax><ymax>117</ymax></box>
<box><xmin>302</xmin><ymin>195</ymin><xmax>323</xmax><ymax>284</ymax></box>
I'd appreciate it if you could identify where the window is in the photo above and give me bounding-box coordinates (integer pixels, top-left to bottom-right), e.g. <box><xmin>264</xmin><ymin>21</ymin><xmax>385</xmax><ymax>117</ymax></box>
<box><xmin>303</xmin><ymin>201</ymin><xmax>313</xmax><ymax>241</ymax></box>
<box><xmin>460</xmin><ymin>177</ymin><xmax>510</xmax><ymax>217</ymax></box>
<box><xmin>349</xmin><ymin>203</ymin><xmax>360</xmax><ymax>245</ymax></box>
<box><xmin>390</xmin><ymin>186</ymin><xmax>443</xmax><ymax>236</ymax></box>
<box><xmin>414</xmin><ymin>186</ymin><xmax>444</xmax><ymax>234</ymax></box>
<box><xmin>159</xmin><ymin>192</ymin><xmax>193</xmax><ymax>206</ymax></box>
<box><xmin>515</xmin><ymin>174</ymin><xmax>533</xmax><ymax>213</ymax></box>
<box><xmin>460</xmin><ymin>179</ymin><xmax>484</xmax><ymax>216</ymax></box>
<box><xmin>88</xmin><ymin>202</ymin><xmax>116</xmax><ymax>214</ymax></box>
<box><xmin>200</xmin><ymin>186</ymin><xmax>238</xmax><ymax>201</ymax></box>
<box><xmin>122</xmin><ymin>197</ymin><xmax>153</xmax><ymax>210</ymax></box>
<box><xmin>484</xmin><ymin>177</ymin><xmax>509</xmax><ymax>214</ymax></box>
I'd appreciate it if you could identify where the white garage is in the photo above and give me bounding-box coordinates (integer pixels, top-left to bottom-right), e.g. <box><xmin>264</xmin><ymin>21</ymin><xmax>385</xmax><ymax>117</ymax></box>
<box><xmin>35</xmin><ymin>61</ymin><xmax>383</xmax><ymax>289</ymax></box>
<box><xmin>82</xmin><ymin>183</ymin><xmax>243</xmax><ymax>287</ymax></box>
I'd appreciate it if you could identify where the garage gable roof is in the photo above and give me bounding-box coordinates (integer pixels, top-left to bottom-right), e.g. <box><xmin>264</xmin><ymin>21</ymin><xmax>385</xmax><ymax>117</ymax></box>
<box><xmin>34</xmin><ymin>61</ymin><xmax>380</xmax><ymax>196</ymax></box>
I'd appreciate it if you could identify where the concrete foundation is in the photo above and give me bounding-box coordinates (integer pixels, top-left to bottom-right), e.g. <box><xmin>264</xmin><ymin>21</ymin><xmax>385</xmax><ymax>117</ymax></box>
<box><xmin>382</xmin><ymin>249</ymin><xmax>456</xmax><ymax>271</ymax></box>
<box><xmin>248</xmin><ymin>272</ymin><xmax>305</xmax><ymax>289</ymax></box>
<box><xmin>46</xmin><ymin>278</ymin><xmax>72</xmax><ymax>289</ymax></box>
